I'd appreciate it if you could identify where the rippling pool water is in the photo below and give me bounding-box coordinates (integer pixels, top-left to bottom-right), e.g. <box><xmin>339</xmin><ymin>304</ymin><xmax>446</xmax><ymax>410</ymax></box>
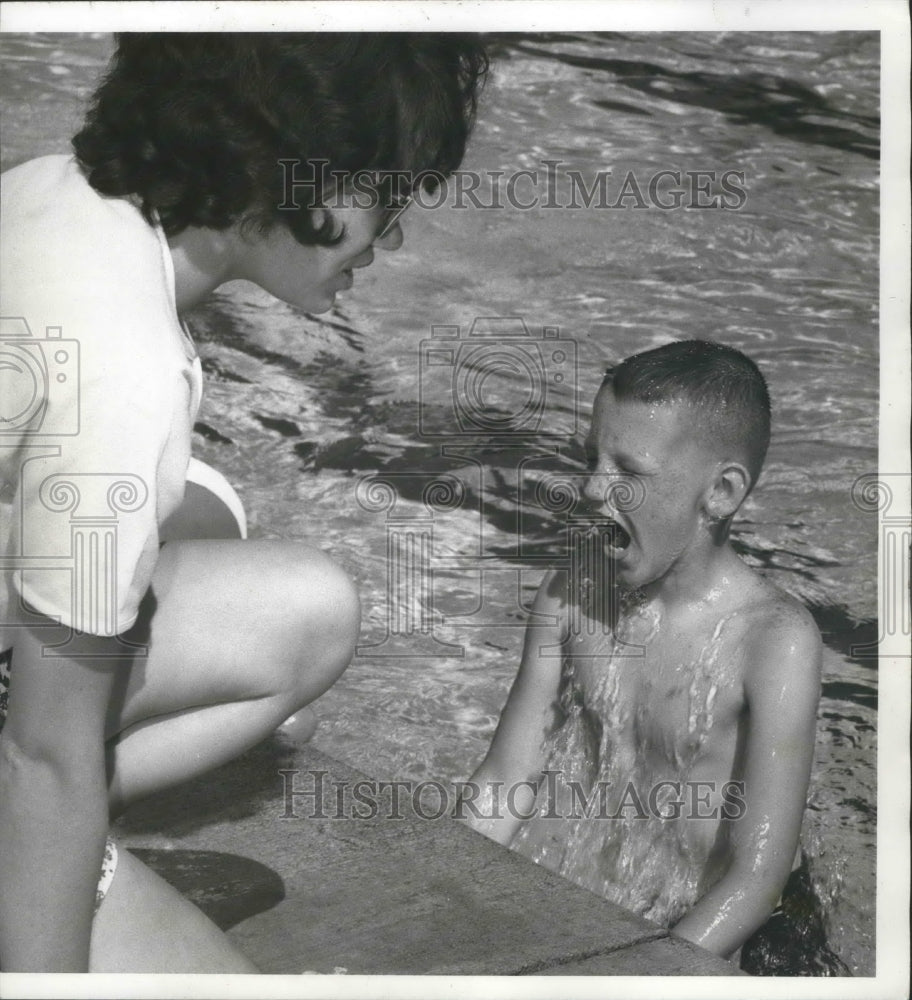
<box><xmin>1</xmin><ymin>30</ymin><xmax>878</xmax><ymax>974</ymax></box>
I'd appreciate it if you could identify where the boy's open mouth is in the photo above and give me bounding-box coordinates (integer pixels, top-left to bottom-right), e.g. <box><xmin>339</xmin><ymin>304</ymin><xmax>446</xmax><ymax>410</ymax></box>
<box><xmin>603</xmin><ymin>519</ymin><xmax>632</xmax><ymax>556</ymax></box>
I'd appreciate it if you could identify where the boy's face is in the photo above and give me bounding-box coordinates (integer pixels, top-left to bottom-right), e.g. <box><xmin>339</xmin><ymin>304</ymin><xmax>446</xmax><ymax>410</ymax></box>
<box><xmin>583</xmin><ymin>385</ymin><xmax>718</xmax><ymax>590</ymax></box>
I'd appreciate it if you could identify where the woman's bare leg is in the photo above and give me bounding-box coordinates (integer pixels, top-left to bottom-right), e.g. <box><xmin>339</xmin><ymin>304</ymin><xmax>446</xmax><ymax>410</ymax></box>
<box><xmin>88</xmin><ymin>529</ymin><xmax>359</xmax><ymax>971</ymax></box>
<box><xmin>105</xmin><ymin>537</ymin><xmax>359</xmax><ymax>815</ymax></box>
<box><xmin>89</xmin><ymin>847</ymin><xmax>258</xmax><ymax>973</ymax></box>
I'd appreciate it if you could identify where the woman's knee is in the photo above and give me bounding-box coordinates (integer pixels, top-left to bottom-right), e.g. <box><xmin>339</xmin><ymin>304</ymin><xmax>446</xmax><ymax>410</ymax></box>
<box><xmin>273</xmin><ymin>545</ymin><xmax>360</xmax><ymax>703</ymax></box>
<box><xmin>135</xmin><ymin>539</ymin><xmax>359</xmax><ymax>711</ymax></box>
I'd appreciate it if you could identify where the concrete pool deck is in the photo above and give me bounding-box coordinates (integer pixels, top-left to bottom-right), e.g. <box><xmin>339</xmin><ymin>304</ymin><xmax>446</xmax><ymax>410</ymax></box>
<box><xmin>114</xmin><ymin>736</ymin><xmax>740</xmax><ymax>977</ymax></box>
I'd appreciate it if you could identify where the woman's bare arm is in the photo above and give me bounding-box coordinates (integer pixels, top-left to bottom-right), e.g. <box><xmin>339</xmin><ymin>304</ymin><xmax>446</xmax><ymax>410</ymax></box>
<box><xmin>0</xmin><ymin>617</ymin><xmax>126</xmax><ymax>971</ymax></box>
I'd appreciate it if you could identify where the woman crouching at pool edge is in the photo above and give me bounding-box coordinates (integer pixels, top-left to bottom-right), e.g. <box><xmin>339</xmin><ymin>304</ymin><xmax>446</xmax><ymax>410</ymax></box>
<box><xmin>0</xmin><ymin>33</ymin><xmax>488</xmax><ymax>973</ymax></box>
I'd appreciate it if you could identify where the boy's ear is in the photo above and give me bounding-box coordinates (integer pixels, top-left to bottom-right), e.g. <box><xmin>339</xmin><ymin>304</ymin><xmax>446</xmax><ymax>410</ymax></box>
<box><xmin>705</xmin><ymin>461</ymin><xmax>751</xmax><ymax>520</ymax></box>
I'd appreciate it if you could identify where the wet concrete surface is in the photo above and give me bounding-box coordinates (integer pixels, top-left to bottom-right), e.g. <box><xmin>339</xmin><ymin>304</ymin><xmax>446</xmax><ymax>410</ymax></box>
<box><xmin>114</xmin><ymin>737</ymin><xmax>739</xmax><ymax>977</ymax></box>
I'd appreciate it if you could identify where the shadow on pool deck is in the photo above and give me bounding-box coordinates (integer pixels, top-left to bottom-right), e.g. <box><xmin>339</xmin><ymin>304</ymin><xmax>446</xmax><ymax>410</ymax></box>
<box><xmin>115</xmin><ymin>740</ymin><xmax>740</xmax><ymax>977</ymax></box>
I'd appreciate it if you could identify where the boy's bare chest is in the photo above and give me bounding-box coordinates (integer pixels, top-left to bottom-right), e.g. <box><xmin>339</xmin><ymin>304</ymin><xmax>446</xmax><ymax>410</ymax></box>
<box><xmin>564</xmin><ymin>621</ymin><xmax>747</xmax><ymax>772</ymax></box>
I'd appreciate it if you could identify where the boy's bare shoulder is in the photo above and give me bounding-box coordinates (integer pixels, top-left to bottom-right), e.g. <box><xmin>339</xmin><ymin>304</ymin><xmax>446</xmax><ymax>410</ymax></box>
<box><xmin>733</xmin><ymin>571</ymin><xmax>821</xmax><ymax>693</ymax></box>
<box><xmin>736</xmin><ymin>570</ymin><xmax>819</xmax><ymax>642</ymax></box>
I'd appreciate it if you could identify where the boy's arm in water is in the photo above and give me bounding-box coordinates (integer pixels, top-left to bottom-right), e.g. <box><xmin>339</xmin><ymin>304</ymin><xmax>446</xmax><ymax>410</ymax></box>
<box><xmin>458</xmin><ymin>571</ymin><xmax>566</xmax><ymax>845</ymax></box>
<box><xmin>672</xmin><ymin>600</ymin><xmax>822</xmax><ymax>959</ymax></box>
<box><xmin>0</xmin><ymin>617</ymin><xmax>123</xmax><ymax>971</ymax></box>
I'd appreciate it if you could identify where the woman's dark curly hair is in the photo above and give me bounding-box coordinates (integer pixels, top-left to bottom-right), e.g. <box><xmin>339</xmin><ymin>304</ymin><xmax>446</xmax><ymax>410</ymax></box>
<box><xmin>73</xmin><ymin>33</ymin><xmax>488</xmax><ymax>245</ymax></box>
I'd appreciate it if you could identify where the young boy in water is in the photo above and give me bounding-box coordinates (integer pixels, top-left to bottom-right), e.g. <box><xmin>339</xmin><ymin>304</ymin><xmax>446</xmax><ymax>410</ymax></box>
<box><xmin>461</xmin><ymin>340</ymin><xmax>821</xmax><ymax>961</ymax></box>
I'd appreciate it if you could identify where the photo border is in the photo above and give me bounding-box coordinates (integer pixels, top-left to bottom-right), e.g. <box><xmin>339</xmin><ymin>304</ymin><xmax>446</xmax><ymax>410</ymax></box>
<box><xmin>1</xmin><ymin>2</ymin><xmax>907</xmax><ymax>998</ymax></box>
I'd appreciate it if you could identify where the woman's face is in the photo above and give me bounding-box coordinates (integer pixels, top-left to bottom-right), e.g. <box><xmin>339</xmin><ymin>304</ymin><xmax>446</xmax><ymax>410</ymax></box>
<box><xmin>234</xmin><ymin>197</ymin><xmax>404</xmax><ymax>313</ymax></box>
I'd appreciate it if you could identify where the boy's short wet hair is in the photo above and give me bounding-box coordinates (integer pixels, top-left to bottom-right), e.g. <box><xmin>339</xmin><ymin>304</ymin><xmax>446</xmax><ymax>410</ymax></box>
<box><xmin>604</xmin><ymin>339</ymin><xmax>771</xmax><ymax>486</ymax></box>
<box><xmin>73</xmin><ymin>33</ymin><xmax>488</xmax><ymax>245</ymax></box>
